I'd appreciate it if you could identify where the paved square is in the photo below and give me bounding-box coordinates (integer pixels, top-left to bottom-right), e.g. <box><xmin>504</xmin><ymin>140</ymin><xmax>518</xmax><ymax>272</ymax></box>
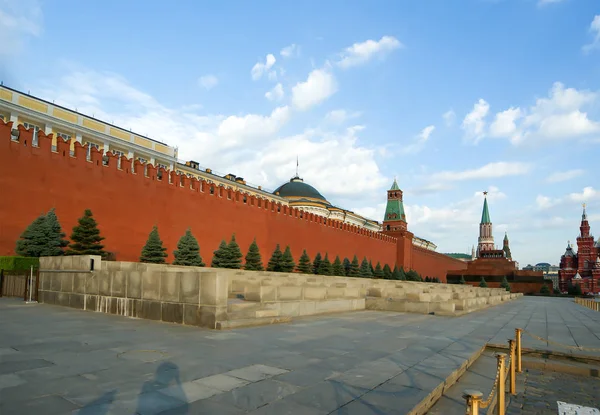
<box><xmin>0</xmin><ymin>296</ymin><xmax>599</xmax><ymax>414</ymax></box>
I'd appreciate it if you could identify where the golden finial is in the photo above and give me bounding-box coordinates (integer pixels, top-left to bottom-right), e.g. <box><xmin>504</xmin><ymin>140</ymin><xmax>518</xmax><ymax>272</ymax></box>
<box><xmin>583</xmin><ymin>202</ymin><xmax>586</xmax><ymax>209</ymax></box>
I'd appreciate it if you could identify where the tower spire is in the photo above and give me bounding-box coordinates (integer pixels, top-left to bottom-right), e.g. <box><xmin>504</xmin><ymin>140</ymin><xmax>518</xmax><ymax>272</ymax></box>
<box><xmin>477</xmin><ymin>191</ymin><xmax>494</xmax><ymax>254</ymax></box>
<box><xmin>382</xmin><ymin>178</ymin><xmax>407</xmax><ymax>233</ymax></box>
<box><xmin>296</xmin><ymin>155</ymin><xmax>299</xmax><ymax>177</ymax></box>
<box><xmin>481</xmin><ymin>191</ymin><xmax>491</xmax><ymax>224</ymax></box>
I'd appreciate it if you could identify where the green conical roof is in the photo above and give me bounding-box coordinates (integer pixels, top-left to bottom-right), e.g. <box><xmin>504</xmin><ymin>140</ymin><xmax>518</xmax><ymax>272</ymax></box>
<box><xmin>481</xmin><ymin>197</ymin><xmax>491</xmax><ymax>224</ymax></box>
<box><xmin>384</xmin><ymin>180</ymin><xmax>405</xmax><ymax>222</ymax></box>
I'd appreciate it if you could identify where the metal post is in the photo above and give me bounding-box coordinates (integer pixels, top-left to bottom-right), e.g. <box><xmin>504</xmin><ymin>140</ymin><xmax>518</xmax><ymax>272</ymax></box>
<box><xmin>515</xmin><ymin>328</ymin><xmax>522</xmax><ymax>373</ymax></box>
<box><xmin>28</xmin><ymin>266</ymin><xmax>33</xmax><ymax>302</ymax></box>
<box><xmin>497</xmin><ymin>353</ymin><xmax>506</xmax><ymax>415</ymax></box>
<box><xmin>508</xmin><ymin>339</ymin><xmax>516</xmax><ymax>395</ymax></box>
<box><xmin>463</xmin><ymin>389</ymin><xmax>483</xmax><ymax>415</ymax></box>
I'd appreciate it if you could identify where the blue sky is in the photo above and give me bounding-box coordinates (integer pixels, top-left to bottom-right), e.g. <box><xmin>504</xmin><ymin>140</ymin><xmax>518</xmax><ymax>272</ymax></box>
<box><xmin>2</xmin><ymin>0</ymin><xmax>599</xmax><ymax>266</ymax></box>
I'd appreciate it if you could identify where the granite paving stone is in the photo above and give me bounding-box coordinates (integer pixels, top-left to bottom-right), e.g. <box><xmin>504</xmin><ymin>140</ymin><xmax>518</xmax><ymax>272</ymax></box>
<box><xmin>1</xmin><ymin>296</ymin><xmax>599</xmax><ymax>414</ymax></box>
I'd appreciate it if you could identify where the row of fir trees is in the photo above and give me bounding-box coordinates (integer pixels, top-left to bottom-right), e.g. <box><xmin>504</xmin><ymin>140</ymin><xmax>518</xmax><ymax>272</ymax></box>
<box><xmin>15</xmin><ymin>209</ymin><xmax>435</xmax><ymax>282</ymax></box>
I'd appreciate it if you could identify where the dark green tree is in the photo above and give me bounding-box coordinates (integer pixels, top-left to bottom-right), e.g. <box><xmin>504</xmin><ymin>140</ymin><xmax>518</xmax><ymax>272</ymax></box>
<box><xmin>267</xmin><ymin>244</ymin><xmax>283</xmax><ymax>272</ymax></box>
<box><xmin>348</xmin><ymin>255</ymin><xmax>360</xmax><ymax>277</ymax></box>
<box><xmin>317</xmin><ymin>253</ymin><xmax>333</xmax><ymax>275</ymax></box>
<box><xmin>500</xmin><ymin>276</ymin><xmax>511</xmax><ymax>292</ymax></box>
<box><xmin>280</xmin><ymin>246</ymin><xmax>295</xmax><ymax>272</ymax></box>
<box><xmin>296</xmin><ymin>250</ymin><xmax>312</xmax><ymax>273</ymax></box>
<box><xmin>383</xmin><ymin>264</ymin><xmax>392</xmax><ymax>280</ymax></box>
<box><xmin>479</xmin><ymin>277</ymin><xmax>488</xmax><ymax>288</ymax></box>
<box><xmin>172</xmin><ymin>228</ymin><xmax>204</xmax><ymax>266</ymax></box>
<box><xmin>373</xmin><ymin>262</ymin><xmax>384</xmax><ymax>278</ymax></box>
<box><xmin>15</xmin><ymin>212</ymin><xmax>50</xmax><ymax>257</ymax></box>
<box><xmin>66</xmin><ymin>209</ymin><xmax>106</xmax><ymax>257</ymax></box>
<box><xmin>224</xmin><ymin>234</ymin><xmax>243</xmax><ymax>269</ymax></box>
<box><xmin>392</xmin><ymin>265</ymin><xmax>401</xmax><ymax>280</ymax></box>
<box><xmin>459</xmin><ymin>275</ymin><xmax>466</xmax><ymax>284</ymax></box>
<box><xmin>369</xmin><ymin>260</ymin><xmax>375</xmax><ymax>276</ymax></box>
<box><xmin>359</xmin><ymin>257</ymin><xmax>373</xmax><ymax>278</ymax></box>
<box><xmin>244</xmin><ymin>238</ymin><xmax>263</xmax><ymax>271</ymax></box>
<box><xmin>398</xmin><ymin>266</ymin><xmax>407</xmax><ymax>280</ymax></box>
<box><xmin>332</xmin><ymin>256</ymin><xmax>345</xmax><ymax>276</ymax></box>
<box><xmin>140</xmin><ymin>226</ymin><xmax>168</xmax><ymax>264</ymax></box>
<box><xmin>406</xmin><ymin>269</ymin><xmax>421</xmax><ymax>282</ymax></box>
<box><xmin>425</xmin><ymin>276</ymin><xmax>431</xmax><ymax>283</ymax></box>
<box><xmin>211</xmin><ymin>240</ymin><xmax>229</xmax><ymax>268</ymax></box>
<box><xmin>434</xmin><ymin>277</ymin><xmax>441</xmax><ymax>283</ymax></box>
<box><xmin>312</xmin><ymin>252</ymin><xmax>322</xmax><ymax>274</ymax></box>
<box><xmin>343</xmin><ymin>257</ymin><xmax>351</xmax><ymax>276</ymax></box>
<box><xmin>540</xmin><ymin>284</ymin><xmax>550</xmax><ymax>295</ymax></box>
<box><xmin>44</xmin><ymin>209</ymin><xmax>70</xmax><ymax>256</ymax></box>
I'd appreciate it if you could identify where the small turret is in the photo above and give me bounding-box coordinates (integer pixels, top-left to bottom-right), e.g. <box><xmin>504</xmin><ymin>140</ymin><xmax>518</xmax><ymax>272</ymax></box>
<box><xmin>383</xmin><ymin>178</ymin><xmax>407</xmax><ymax>232</ymax></box>
<box><xmin>503</xmin><ymin>232</ymin><xmax>512</xmax><ymax>260</ymax></box>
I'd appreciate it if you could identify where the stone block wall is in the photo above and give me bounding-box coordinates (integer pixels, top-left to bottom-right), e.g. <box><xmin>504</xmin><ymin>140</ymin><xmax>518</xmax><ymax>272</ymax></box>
<box><xmin>38</xmin><ymin>256</ymin><xmax>229</xmax><ymax>329</ymax></box>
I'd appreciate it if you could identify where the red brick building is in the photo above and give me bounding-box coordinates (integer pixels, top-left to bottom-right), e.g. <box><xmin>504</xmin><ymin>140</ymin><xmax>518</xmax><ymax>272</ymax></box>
<box><xmin>558</xmin><ymin>205</ymin><xmax>600</xmax><ymax>294</ymax></box>
<box><xmin>446</xmin><ymin>193</ymin><xmax>545</xmax><ymax>294</ymax></box>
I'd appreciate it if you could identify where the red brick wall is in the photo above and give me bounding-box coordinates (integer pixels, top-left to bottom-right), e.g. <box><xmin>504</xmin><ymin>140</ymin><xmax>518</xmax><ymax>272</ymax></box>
<box><xmin>411</xmin><ymin>246</ymin><xmax>468</xmax><ymax>282</ymax></box>
<box><xmin>0</xmin><ymin>123</ymin><xmax>398</xmax><ymax>267</ymax></box>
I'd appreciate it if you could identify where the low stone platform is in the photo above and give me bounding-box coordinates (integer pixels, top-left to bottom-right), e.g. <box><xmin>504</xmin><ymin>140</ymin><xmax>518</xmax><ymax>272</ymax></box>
<box><xmin>1</xmin><ymin>296</ymin><xmax>598</xmax><ymax>414</ymax></box>
<box><xmin>37</xmin><ymin>256</ymin><xmax>522</xmax><ymax>330</ymax></box>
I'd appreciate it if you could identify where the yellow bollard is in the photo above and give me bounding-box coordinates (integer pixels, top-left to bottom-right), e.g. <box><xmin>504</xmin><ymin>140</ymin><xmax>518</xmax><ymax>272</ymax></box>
<box><xmin>497</xmin><ymin>353</ymin><xmax>506</xmax><ymax>415</ymax></box>
<box><xmin>515</xmin><ymin>328</ymin><xmax>522</xmax><ymax>373</ymax></box>
<box><xmin>463</xmin><ymin>389</ymin><xmax>483</xmax><ymax>415</ymax></box>
<box><xmin>508</xmin><ymin>339</ymin><xmax>516</xmax><ymax>395</ymax></box>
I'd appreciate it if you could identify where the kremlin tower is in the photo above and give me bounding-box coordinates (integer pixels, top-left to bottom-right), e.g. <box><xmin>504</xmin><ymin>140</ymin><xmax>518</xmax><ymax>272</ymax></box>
<box><xmin>558</xmin><ymin>204</ymin><xmax>600</xmax><ymax>294</ymax></box>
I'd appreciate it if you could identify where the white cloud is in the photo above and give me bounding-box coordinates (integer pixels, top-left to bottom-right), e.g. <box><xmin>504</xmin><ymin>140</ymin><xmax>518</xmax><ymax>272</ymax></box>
<box><xmin>443</xmin><ymin>109</ymin><xmax>456</xmax><ymax>127</ymax></box>
<box><xmin>399</xmin><ymin>125</ymin><xmax>435</xmax><ymax>155</ymax></box>
<box><xmin>324</xmin><ymin>109</ymin><xmax>361</xmax><ymax>125</ymax></box>
<box><xmin>545</xmin><ymin>169</ymin><xmax>584</xmax><ymax>183</ymax></box>
<box><xmin>0</xmin><ymin>0</ymin><xmax>43</xmax><ymax>57</ymax></box>
<box><xmin>38</xmin><ymin>68</ymin><xmax>387</xmax><ymax>206</ymax></box>
<box><xmin>582</xmin><ymin>15</ymin><xmax>600</xmax><ymax>54</ymax></box>
<box><xmin>536</xmin><ymin>186</ymin><xmax>600</xmax><ymax>210</ymax></box>
<box><xmin>474</xmin><ymin>82</ymin><xmax>600</xmax><ymax>145</ymax></box>
<box><xmin>489</xmin><ymin>107</ymin><xmax>522</xmax><ymax>138</ymax></box>
<box><xmin>198</xmin><ymin>74</ymin><xmax>218</xmax><ymax>90</ymax></box>
<box><xmin>336</xmin><ymin>36</ymin><xmax>402</xmax><ymax>69</ymax></box>
<box><xmin>430</xmin><ymin>162</ymin><xmax>532</xmax><ymax>182</ymax></box>
<box><xmin>291</xmin><ymin>68</ymin><xmax>337</xmax><ymax>111</ymax></box>
<box><xmin>265</xmin><ymin>83</ymin><xmax>284</xmax><ymax>101</ymax></box>
<box><xmin>280</xmin><ymin>44</ymin><xmax>299</xmax><ymax>58</ymax></box>
<box><xmin>461</xmin><ymin>99</ymin><xmax>490</xmax><ymax>143</ymax></box>
<box><xmin>251</xmin><ymin>54</ymin><xmax>276</xmax><ymax>81</ymax></box>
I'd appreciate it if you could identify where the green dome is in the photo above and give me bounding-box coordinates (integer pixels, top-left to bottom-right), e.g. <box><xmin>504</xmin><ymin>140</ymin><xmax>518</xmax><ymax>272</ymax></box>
<box><xmin>273</xmin><ymin>177</ymin><xmax>328</xmax><ymax>203</ymax></box>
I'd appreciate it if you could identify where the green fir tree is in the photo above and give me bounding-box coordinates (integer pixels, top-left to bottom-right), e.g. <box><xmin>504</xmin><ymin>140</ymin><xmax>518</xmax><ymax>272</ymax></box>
<box><xmin>280</xmin><ymin>246</ymin><xmax>295</xmax><ymax>272</ymax></box>
<box><xmin>348</xmin><ymin>255</ymin><xmax>360</xmax><ymax>277</ymax></box>
<box><xmin>296</xmin><ymin>250</ymin><xmax>312</xmax><ymax>273</ymax></box>
<box><xmin>140</xmin><ymin>226</ymin><xmax>168</xmax><ymax>264</ymax></box>
<box><xmin>383</xmin><ymin>264</ymin><xmax>392</xmax><ymax>280</ymax></box>
<box><xmin>172</xmin><ymin>228</ymin><xmax>204</xmax><ymax>266</ymax></box>
<box><xmin>359</xmin><ymin>257</ymin><xmax>373</xmax><ymax>278</ymax></box>
<box><xmin>43</xmin><ymin>209</ymin><xmax>70</xmax><ymax>256</ymax></box>
<box><xmin>373</xmin><ymin>262</ymin><xmax>384</xmax><ymax>278</ymax></box>
<box><xmin>406</xmin><ymin>269</ymin><xmax>421</xmax><ymax>282</ymax></box>
<box><xmin>267</xmin><ymin>244</ymin><xmax>283</xmax><ymax>272</ymax></box>
<box><xmin>425</xmin><ymin>276</ymin><xmax>431</xmax><ymax>283</ymax></box>
<box><xmin>332</xmin><ymin>256</ymin><xmax>345</xmax><ymax>276</ymax></box>
<box><xmin>211</xmin><ymin>240</ymin><xmax>229</xmax><ymax>268</ymax></box>
<box><xmin>16</xmin><ymin>212</ymin><xmax>50</xmax><ymax>257</ymax></box>
<box><xmin>479</xmin><ymin>277</ymin><xmax>488</xmax><ymax>288</ymax></box>
<box><xmin>66</xmin><ymin>209</ymin><xmax>106</xmax><ymax>257</ymax></box>
<box><xmin>342</xmin><ymin>257</ymin><xmax>351</xmax><ymax>275</ymax></box>
<box><xmin>225</xmin><ymin>234</ymin><xmax>243</xmax><ymax>269</ymax></box>
<box><xmin>244</xmin><ymin>239</ymin><xmax>263</xmax><ymax>271</ymax></box>
<box><xmin>459</xmin><ymin>275</ymin><xmax>466</xmax><ymax>284</ymax></box>
<box><xmin>312</xmin><ymin>252</ymin><xmax>322</xmax><ymax>274</ymax></box>
<box><xmin>500</xmin><ymin>276</ymin><xmax>511</xmax><ymax>292</ymax></box>
<box><xmin>369</xmin><ymin>260</ymin><xmax>375</xmax><ymax>276</ymax></box>
<box><xmin>540</xmin><ymin>284</ymin><xmax>550</xmax><ymax>295</ymax></box>
<box><xmin>317</xmin><ymin>253</ymin><xmax>333</xmax><ymax>275</ymax></box>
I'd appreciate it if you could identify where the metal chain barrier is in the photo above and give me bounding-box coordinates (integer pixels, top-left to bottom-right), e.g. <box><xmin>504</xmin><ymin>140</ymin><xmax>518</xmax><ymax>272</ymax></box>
<box><xmin>479</xmin><ymin>358</ymin><xmax>501</xmax><ymax>409</ymax></box>
<box><xmin>521</xmin><ymin>328</ymin><xmax>600</xmax><ymax>352</ymax></box>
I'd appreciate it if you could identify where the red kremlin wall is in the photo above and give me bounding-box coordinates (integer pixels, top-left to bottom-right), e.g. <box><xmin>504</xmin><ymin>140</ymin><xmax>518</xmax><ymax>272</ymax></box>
<box><xmin>0</xmin><ymin>122</ymin><xmax>467</xmax><ymax>280</ymax></box>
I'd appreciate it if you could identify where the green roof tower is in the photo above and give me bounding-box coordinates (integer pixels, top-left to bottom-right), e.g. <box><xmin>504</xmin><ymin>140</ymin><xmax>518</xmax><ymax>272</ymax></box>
<box><xmin>383</xmin><ymin>178</ymin><xmax>407</xmax><ymax>233</ymax></box>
